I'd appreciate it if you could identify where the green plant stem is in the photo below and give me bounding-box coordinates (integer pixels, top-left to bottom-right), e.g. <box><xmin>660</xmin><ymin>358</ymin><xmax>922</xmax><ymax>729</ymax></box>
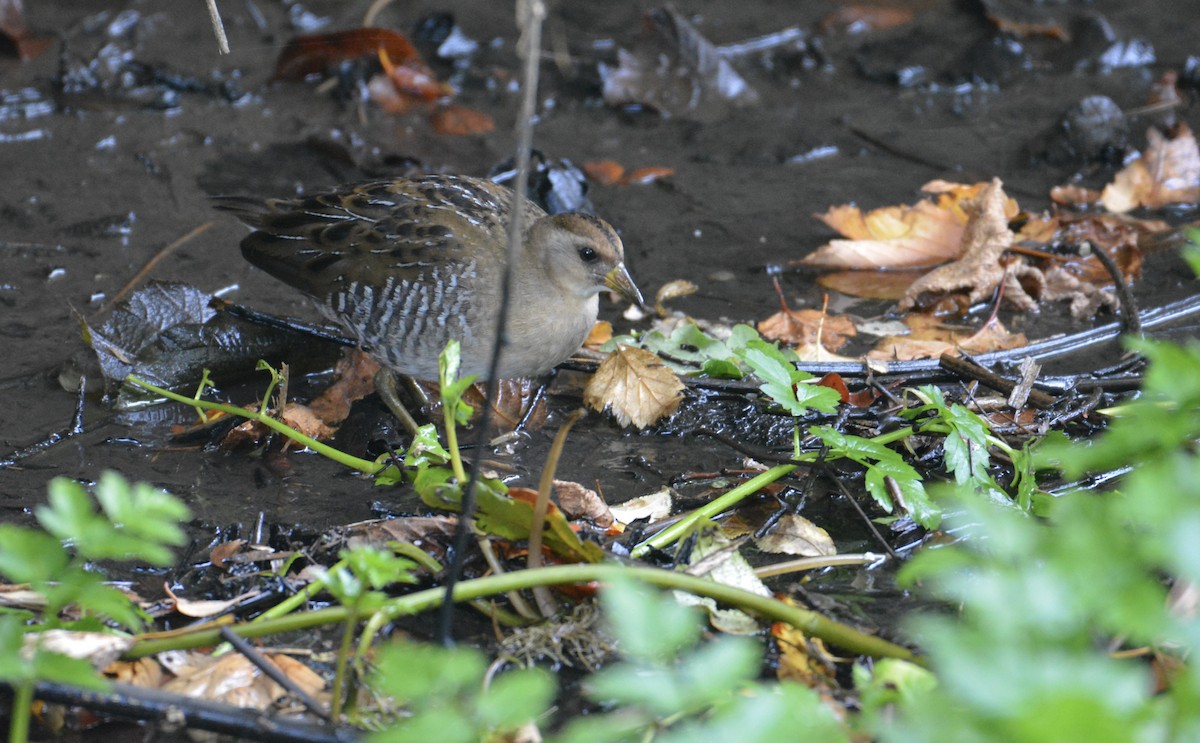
<box><xmin>631</xmin><ymin>426</ymin><xmax>916</xmax><ymax>558</ymax></box>
<box><xmin>9</xmin><ymin>680</ymin><xmax>32</xmax><ymax>743</ymax></box>
<box><xmin>330</xmin><ymin>608</ymin><xmax>357</xmax><ymax>722</ymax></box>
<box><xmin>632</xmin><ymin>464</ymin><xmax>797</xmax><ymax>558</ymax></box>
<box><xmin>125</xmin><ymin>376</ymin><xmax>397</xmax><ymax>478</ymax></box>
<box><xmin>443</xmin><ymin>401</ymin><xmax>467</xmax><ymax>484</ymax></box>
<box><xmin>126</xmin><ymin>563</ymin><xmax>921</xmax><ymax>665</ymax></box>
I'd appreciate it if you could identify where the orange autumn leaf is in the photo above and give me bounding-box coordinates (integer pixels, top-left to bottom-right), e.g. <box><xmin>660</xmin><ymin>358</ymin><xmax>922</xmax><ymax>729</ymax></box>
<box><xmin>621</xmin><ymin>166</ymin><xmax>675</xmax><ymax>185</ymax></box>
<box><xmin>275</xmin><ymin>28</ymin><xmax>422</xmax><ymax>81</ymax></box>
<box><xmin>817</xmin><ymin>269</ymin><xmax>926</xmax><ymax>300</ymax></box>
<box><xmin>867</xmin><ymin>312</ymin><xmax>1026</xmax><ymax>361</ymax></box>
<box><xmin>1101</xmin><ymin>124</ymin><xmax>1200</xmax><ymax>213</ymax></box>
<box><xmin>584</xmin><ymin>160</ymin><xmax>625</xmax><ymax>186</ymax></box>
<box><xmin>584</xmin><ymin>320</ymin><xmax>614</xmax><ymax>348</ymax></box>
<box><xmin>377</xmin><ymin>44</ymin><xmax>454</xmax><ymax>102</ymax></box>
<box><xmin>758</xmin><ymin>307</ymin><xmax>856</xmax><ymax>351</ymax></box>
<box><xmin>801</xmin><ymin>179</ymin><xmax>1018</xmax><ymax>270</ymax></box>
<box><xmin>430</xmin><ymin>104</ymin><xmax>495</xmax><ymax>135</ymax></box>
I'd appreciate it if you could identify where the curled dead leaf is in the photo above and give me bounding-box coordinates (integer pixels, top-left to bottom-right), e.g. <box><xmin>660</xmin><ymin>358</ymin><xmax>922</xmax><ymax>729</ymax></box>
<box><xmin>584</xmin><ymin>345</ymin><xmax>684</xmax><ymax>429</ymax></box>
<box><xmin>898</xmin><ymin>178</ymin><xmax>1040</xmax><ymax>312</ymax></box>
<box><xmin>1101</xmin><ymin>124</ymin><xmax>1200</xmax><ymax>213</ymax></box>
<box><xmin>754</xmin><ymin>514</ymin><xmax>836</xmax><ymax>557</ymax></box>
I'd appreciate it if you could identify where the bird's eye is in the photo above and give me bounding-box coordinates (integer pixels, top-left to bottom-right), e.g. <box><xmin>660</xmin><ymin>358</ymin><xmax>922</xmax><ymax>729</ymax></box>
<box><xmin>577</xmin><ymin>244</ymin><xmax>599</xmax><ymax>262</ymax></box>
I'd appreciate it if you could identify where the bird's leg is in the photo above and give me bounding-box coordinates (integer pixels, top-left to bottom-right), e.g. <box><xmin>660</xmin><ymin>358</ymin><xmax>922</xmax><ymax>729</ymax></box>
<box><xmin>373</xmin><ymin>368</ymin><xmax>422</xmax><ymax>437</ymax></box>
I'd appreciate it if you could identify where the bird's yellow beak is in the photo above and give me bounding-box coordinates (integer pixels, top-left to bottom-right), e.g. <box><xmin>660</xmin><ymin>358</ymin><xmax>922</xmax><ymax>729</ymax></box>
<box><xmin>605</xmin><ymin>262</ymin><xmax>645</xmax><ymax>307</ymax></box>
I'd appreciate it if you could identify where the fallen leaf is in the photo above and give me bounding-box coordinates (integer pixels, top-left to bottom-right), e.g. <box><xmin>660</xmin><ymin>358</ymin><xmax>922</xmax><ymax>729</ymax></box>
<box><xmin>754</xmin><ymin>514</ymin><xmax>836</xmax><ymax>556</ymax></box>
<box><xmin>103</xmin><ymin>658</ymin><xmax>163</xmax><ymax>688</ymax></box>
<box><xmin>600</xmin><ymin>7</ymin><xmax>759</xmax><ymax>119</ymax></box>
<box><xmin>979</xmin><ymin>0</ymin><xmax>1070</xmax><ymax>40</ymax></box>
<box><xmin>621</xmin><ymin>166</ymin><xmax>675</xmax><ymax>185</ymax></box>
<box><xmin>758</xmin><ymin>307</ymin><xmax>856</xmax><ymax>351</ymax></box>
<box><xmin>817</xmin><ymin>269</ymin><xmax>926</xmax><ymax>300</ymax></box>
<box><xmin>163</xmin><ymin>653</ymin><xmax>325</xmax><ymax>711</ymax></box>
<box><xmin>819</xmin><ymin>5</ymin><xmax>914</xmax><ymax>34</ymax></box>
<box><xmin>0</xmin><ymin>0</ymin><xmax>50</xmax><ymax>60</ymax></box>
<box><xmin>583</xmin><ymin>160</ymin><xmax>625</xmax><ymax>186</ymax></box>
<box><xmin>308</xmin><ymin>350</ymin><xmax>380</xmax><ymax>429</ymax></box>
<box><xmin>609</xmin><ymin>487</ymin><xmax>673</xmax><ymax>526</ymax></box>
<box><xmin>653</xmin><ymin>279</ymin><xmax>698</xmax><ymax>316</ymax></box>
<box><xmin>554</xmin><ymin>480</ymin><xmax>613</xmax><ymax>528</ymax></box>
<box><xmin>868</xmin><ymin>312</ymin><xmax>1026</xmax><ymax>361</ymax></box>
<box><xmin>899</xmin><ymin>178</ymin><xmax>1040</xmax><ymax>312</ymax></box>
<box><xmin>803</xmin><ymin>200</ymin><xmax>966</xmax><ymax>269</ymax></box>
<box><xmin>772</xmin><ymin>615</ymin><xmax>839</xmax><ymax>688</ymax></box>
<box><xmin>24</xmin><ymin>631</ymin><xmax>133</xmax><ymax>670</ymax></box>
<box><xmin>584</xmin><ymin>345</ymin><xmax>684</xmax><ymax>429</ymax></box>
<box><xmin>209</xmin><ymin>540</ymin><xmax>247</xmax><ymax>570</ymax></box>
<box><xmin>584</xmin><ymin>320</ymin><xmax>614</xmax><ymax>348</ymax></box>
<box><xmin>1101</xmin><ymin>124</ymin><xmax>1200</xmax><ymax>212</ymax></box>
<box><xmin>429</xmin><ymin>104</ymin><xmax>495</xmax><ymax>136</ymax></box>
<box><xmin>1049</xmin><ymin>184</ymin><xmax>1102</xmax><ymax>206</ymax></box>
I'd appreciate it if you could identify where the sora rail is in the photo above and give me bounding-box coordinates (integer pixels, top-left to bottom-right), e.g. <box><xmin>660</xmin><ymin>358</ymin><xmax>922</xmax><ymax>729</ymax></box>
<box><xmin>215</xmin><ymin>175</ymin><xmax>643</xmax><ymax>382</ymax></box>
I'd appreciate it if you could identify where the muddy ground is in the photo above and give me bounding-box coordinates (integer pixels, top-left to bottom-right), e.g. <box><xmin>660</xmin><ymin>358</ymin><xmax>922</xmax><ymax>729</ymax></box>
<box><xmin>1</xmin><ymin>0</ymin><xmax>1197</xmax><ymax>635</ymax></box>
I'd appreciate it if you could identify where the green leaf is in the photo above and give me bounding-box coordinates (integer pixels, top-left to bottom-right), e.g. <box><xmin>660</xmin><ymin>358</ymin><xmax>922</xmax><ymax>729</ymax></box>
<box><xmin>600</xmin><ymin>578</ymin><xmax>703</xmax><ymax>662</ymax></box>
<box><xmin>0</xmin><ymin>526</ymin><xmax>69</xmax><ymax>585</ymax></box>
<box><xmin>476</xmin><ymin>668</ymin><xmax>555</xmax><ymax>729</ymax></box>
<box><xmin>812</xmin><ymin>426</ymin><xmax>939</xmax><ymax>527</ymax></box>
<box><xmin>736</xmin><ymin>339</ymin><xmax>839</xmax><ymax>415</ymax></box>
<box><xmin>372</xmin><ymin>641</ymin><xmax>486</xmax><ymax>703</ymax></box>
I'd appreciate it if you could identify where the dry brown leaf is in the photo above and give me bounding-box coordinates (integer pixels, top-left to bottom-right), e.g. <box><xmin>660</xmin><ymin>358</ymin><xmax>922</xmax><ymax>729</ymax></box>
<box><xmin>554</xmin><ymin>480</ymin><xmax>613</xmax><ymax>528</ymax></box>
<box><xmin>754</xmin><ymin>514</ymin><xmax>836</xmax><ymax>556</ymax></box>
<box><xmin>210</xmin><ymin>539</ymin><xmax>247</xmax><ymax>571</ymax></box>
<box><xmin>165</xmin><ymin>584</ymin><xmax>262</xmax><ymax>619</ymax></box>
<box><xmin>609</xmin><ymin>487</ymin><xmax>673</xmax><ymax>526</ymax></box>
<box><xmin>899</xmin><ymin>178</ymin><xmax>1040</xmax><ymax>312</ymax></box>
<box><xmin>584</xmin><ymin>345</ymin><xmax>684</xmax><ymax>429</ymax></box>
<box><xmin>584</xmin><ymin>320</ymin><xmax>614</xmax><ymax>348</ymax></box>
<box><xmin>867</xmin><ymin>312</ymin><xmax>1027</xmax><ymax>361</ymax></box>
<box><xmin>621</xmin><ymin>166</ymin><xmax>675</xmax><ymax>185</ymax></box>
<box><xmin>817</xmin><ymin>269</ymin><xmax>925</xmax><ymax>300</ymax></box>
<box><xmin>104</xmin><ymin>657</ymin><xmax>163</xmax><ymax>688</ymax></box>
<box><xmin>429</xmin><ymin>104</ymin><xmax>496</xmax><ymax>136</ymax></box>
<box><xmin>803</xmin><ymin>200</ymin><xmax>966</xmax><ymax>269</ymax></box>
<box><xmin>162</xmin><ymin>653</ymin><xmax>326</xmax><ymax>710</ymax></box>
<box><xmin>758</xmin><ymin>307</ymin><xmax>856</xmax><ymax>351</ymax></box>
<box><xmin>1102</xmin><ymin>124</ymin><xmax>1200</xmax><ymax>212</ymax></box>
<box><xmin>771</xmin><ymin>601</ymin><xmax>840</xmax><ymax>688</ymax></box>
<box><xmin>1049</xmin><ymin>184</ymin><xmax>1102</xmax><ymax>206</ymax></box>
<box><xmin>24</xmin><ymin>631</ymin><xmax>133</xmax><ymax>670</ymax></box>
<box><xmin>819</xmin><ymin>5</ymin><xmax>914</xmax><ymax>34</ymax></box>
<box><xmin>654</xmin><ymin>279</ymin><xmax>699</xmax><ymax>315</ymax></box>
<box><xmin>583</xmin><ymin>160</ymin><xmax>625</xmax><ymax>186</ymax></box>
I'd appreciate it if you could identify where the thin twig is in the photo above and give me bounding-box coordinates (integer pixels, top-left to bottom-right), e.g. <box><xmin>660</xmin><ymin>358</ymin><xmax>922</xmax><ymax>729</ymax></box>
<box><xmin>439</xmin><ymin>0</ymin><xmax>547</xmax><ymax>646</ymax></box>
<box><xmin>106</xmin><ymin>223</ymin><xmax>212</xmax><ymax>310</ymax></box>
<box><xmin>217</xmin><ymin>626</ymin><xmax>330</xmax><ymax>721</ymax></box>
<box><xmin>204</xmin><ymin>0</ymin><xmax>230</xmax><ymax>54</ymax></box>
<box><xmin>1087</xmin><ymin>240</ymin><xmax>1142</xmax><ymax>336</ymax></box>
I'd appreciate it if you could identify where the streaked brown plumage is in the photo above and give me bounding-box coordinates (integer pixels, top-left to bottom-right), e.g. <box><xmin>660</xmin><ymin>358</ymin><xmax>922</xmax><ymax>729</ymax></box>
<box><xmin>214</xmin><ymin>175</ymin><xmax>642</xmax><ymax>381</ymax></box>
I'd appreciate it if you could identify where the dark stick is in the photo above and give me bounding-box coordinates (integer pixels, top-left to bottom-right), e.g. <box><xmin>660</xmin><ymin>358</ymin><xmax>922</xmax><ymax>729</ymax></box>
<box><xmin>218</xmin><ymin>626</ymin><xmax>330</xmax><ymax>720</ymax></box>
<box><xmin>938</xmin><ymin>354</ymin><xmax>1058</xmax><ymax>409</ymax></box>
<box><xmin>1088</xmin><ymin>241</ymin><xmax>1142</xmax><ymax>336</ymax></box>
<box><xmin>439</xmin><ymin>1</ymin><xmax>547</xmax><ymax>645</ymax></box>
<box><xmin>7</xmin><ymin>680</ymin><xmax>356</xmax><ymax>743</ymax></box>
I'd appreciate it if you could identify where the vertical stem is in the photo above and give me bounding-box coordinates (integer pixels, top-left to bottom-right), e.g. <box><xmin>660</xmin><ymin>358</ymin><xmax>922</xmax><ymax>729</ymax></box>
<box><xmin>439</xmin><ymin>0</ymin><xmax>547</xmax><ymax>646</ymax></box>
<box><xmin>9</xmin><ymin>680</ymin><xmax>32</xmax><ymax>743</ymax></box>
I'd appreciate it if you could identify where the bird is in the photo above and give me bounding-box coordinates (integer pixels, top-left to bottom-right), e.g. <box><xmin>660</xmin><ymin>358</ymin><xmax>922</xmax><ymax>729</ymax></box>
<box><xmin>213</xmin><ymin>174</ymin><xmax>643</xmax><ymax>387</ymax></box>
